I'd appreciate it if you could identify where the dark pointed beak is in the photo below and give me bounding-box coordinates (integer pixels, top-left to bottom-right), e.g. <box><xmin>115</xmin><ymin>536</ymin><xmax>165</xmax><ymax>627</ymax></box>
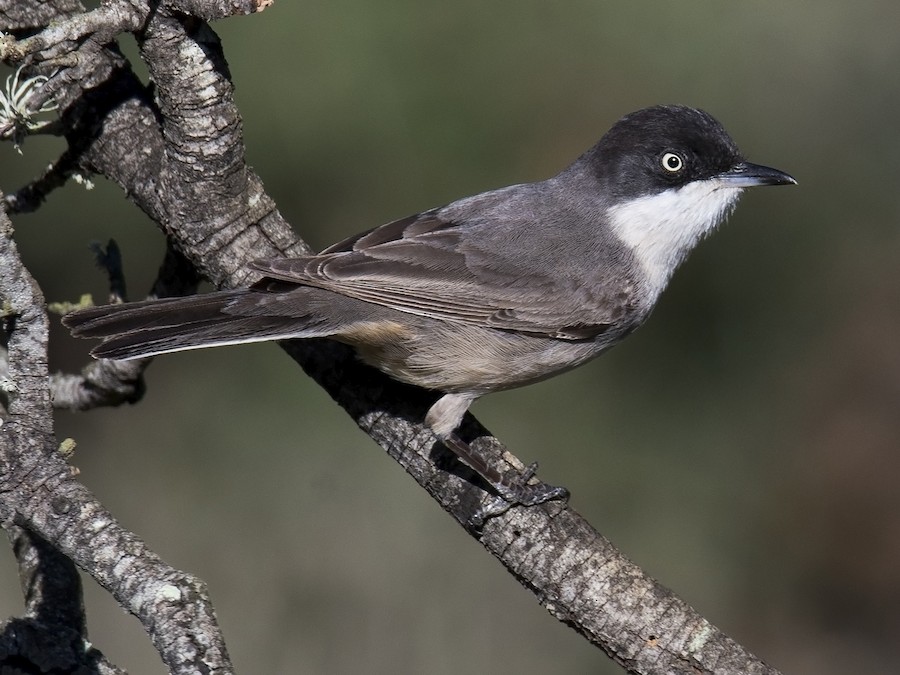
<box><xmin>717</xmin><ymin>162</ymin><xmax>797</xmax><ymax>187</ymax></box>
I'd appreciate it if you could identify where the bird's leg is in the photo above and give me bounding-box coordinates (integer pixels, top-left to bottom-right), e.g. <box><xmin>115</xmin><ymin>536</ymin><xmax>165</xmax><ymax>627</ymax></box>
<box><xmin>440</xmin><ymin>433</ymin><xmax>569</xmax><ymax>527</ymax></box>
<box><xmin>426</xmin><ymin>393</ymin><xmax>568</xmax><ymax>527</ymax></box>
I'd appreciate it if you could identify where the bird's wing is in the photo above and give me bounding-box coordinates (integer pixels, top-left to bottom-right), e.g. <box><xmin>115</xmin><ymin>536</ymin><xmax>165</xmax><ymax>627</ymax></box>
<box><xmin>253</xmin><ymin>206</ymin><xmax>633</xmax><ymax>340</ymax></box>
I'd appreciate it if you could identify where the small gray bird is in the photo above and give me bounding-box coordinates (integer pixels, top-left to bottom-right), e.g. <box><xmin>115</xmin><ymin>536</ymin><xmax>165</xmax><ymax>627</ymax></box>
<box><xmin>65</xmin><ymin>105</ymin><xmax>795</xmax><ymax>521</ymax></box>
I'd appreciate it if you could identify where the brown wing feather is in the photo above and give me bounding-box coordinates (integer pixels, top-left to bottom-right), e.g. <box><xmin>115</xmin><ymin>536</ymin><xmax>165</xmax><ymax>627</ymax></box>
<box><xmin>253</xmin><ymin>207</ymin><xmax>628</xmax><ymax>339</ymax></box>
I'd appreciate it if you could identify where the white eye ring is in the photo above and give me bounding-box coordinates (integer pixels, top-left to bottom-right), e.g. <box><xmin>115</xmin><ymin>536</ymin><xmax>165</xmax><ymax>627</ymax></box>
<box><xmin>661</xmin><ymin>152</ymin><xmax>684</xmax><ymax>173</ymax></box>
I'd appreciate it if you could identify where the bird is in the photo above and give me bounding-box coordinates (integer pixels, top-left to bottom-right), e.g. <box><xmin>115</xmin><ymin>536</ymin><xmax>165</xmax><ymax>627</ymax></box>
<box><xmin>64</xmin><ymin>105</ymin><xmax>796</xmax><ymax>523</ymax></box>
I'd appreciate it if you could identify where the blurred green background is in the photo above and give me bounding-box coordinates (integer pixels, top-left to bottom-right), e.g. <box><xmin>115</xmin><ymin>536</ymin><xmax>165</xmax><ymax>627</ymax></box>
<box><xmin>3</xmin><ymin>1</ymin><xmax>900</xmax><ymax>673</ymax></box>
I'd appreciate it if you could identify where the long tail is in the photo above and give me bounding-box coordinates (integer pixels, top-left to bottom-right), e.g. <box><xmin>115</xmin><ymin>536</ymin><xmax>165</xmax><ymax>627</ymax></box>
<box><xmin>63</xmin><ymin>290</ymin><xmax>330</xmax><ymax>360</ymax></box>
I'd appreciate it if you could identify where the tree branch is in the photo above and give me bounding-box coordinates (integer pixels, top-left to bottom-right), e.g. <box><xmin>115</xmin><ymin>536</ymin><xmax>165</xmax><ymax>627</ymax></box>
<box><xmin>49</xmin><ymin>241</ymin><xmax>202</xmax><ymax>412</ymax></box>
<box><xmin>0</xmin><ymin>193</ymin><xmax>234</xmax><ymax>673</ymax></box>
<box><xmin>1</xmin><ymin>526</ymin><xmax>126</xmax><ymax>674</ymax></box>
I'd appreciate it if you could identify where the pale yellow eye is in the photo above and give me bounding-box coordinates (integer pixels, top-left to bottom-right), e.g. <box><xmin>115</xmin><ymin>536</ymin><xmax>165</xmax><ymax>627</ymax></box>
<box><xmin>661</xmin><ymin>152</ymin><xmax>684</xmax><ymax>173</ymax></box>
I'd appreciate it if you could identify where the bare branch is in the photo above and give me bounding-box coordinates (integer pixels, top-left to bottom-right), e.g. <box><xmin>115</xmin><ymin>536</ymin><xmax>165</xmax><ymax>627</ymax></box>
<box><xmin>50</xmin><ymin>242</ymin><xmax>201</xmax><ymax>412</ymax></box>
<box><xmin>21</xmin><ymin>477</ymin><xmax>236</xmax><ymax>675</ymax></box>
<box><xmin>50</xmin><ymin>358</ymin><xmax>146</xmax><ymax>411</ymax></box>
<box><xmin>0</xmin><ymin>0</ymin><xmax>83</xmax><ymax>33</ymax></box>
<box><xmin>2</xmin><ymin>147</ymin><xmax>83</xmax><ymax>213</ymax></box>
<box><xmin>1</xmin><ymin>525</ymin><xmax>126</xmax><ymax>675</ymax></box>
<box><xmin>0</xmin><ymin>194</ymin><xmax>235</xmax><ymax>673</ymax></box>
<box><xmin>167</xmin><ymin>0</ymin><xmax>274</xmax><ymax>20</ymax></box>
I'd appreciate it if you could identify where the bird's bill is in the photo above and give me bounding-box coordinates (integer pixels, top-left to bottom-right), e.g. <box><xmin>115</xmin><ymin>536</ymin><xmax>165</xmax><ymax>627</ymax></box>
<box><xmin>717</xmin><ymin>162</ymin><xmax>797</xmax><ymax>187</ymax></box>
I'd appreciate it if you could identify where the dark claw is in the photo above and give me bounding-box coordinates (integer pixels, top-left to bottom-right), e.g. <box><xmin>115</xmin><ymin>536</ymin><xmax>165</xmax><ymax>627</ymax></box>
<box><xmin>468</xmin><ymin>463</ymin><xmax>569</xmax><ymax>529</ymax></box>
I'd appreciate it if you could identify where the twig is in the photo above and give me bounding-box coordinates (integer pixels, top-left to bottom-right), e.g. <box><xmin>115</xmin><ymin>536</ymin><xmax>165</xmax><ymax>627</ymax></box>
<box><xmin>0</xmin><ymin>192</ymin><xmax>235</xmax><ymax>673</ymax></box>
<box><xmin>50</xmin><ymin>242</ymin><xmax>201</xmax><ymax>412</ymax></box>
<box><xmin>3</xmin><ymin>147</ymin><xmax>84</xmax><ymax>214</ymax></box>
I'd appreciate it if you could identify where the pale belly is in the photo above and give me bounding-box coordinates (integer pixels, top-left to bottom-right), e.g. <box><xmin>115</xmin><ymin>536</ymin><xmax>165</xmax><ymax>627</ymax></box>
<box><xmin>350</xmin><ymin>319</ymin><xmax>638</xmax><ymax>396</ymax></box>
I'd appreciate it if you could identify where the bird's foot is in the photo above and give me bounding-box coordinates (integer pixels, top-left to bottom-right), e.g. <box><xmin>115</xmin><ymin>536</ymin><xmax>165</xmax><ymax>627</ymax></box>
<box><xmin>469</xmin><ymin>462</ymin><xmax>569</xmax><ymax>529</ymax></box>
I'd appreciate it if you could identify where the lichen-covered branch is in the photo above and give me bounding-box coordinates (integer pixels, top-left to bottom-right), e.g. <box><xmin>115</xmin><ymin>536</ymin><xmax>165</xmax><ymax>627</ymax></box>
<box><xmin>0</xmin><ymin>194</ymin><xmax>235</xmax><ymax>672</ymax></box>
<box><xmin>50</xmin><ymin>242</ymin><xmax>202</xmax><ymax>412</ymax></box>
<box><xmin>1</xmin><ymin>526</ymin><xmax>125</xmax><ymax>675</ymax></box>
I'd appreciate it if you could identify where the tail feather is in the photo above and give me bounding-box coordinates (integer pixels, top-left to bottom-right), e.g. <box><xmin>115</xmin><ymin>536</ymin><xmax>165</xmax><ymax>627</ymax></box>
<box><xmin>64</xmin><ymin>292</ymin><xmax>244</xmax><ymax>337</ymax></box>
<box><xmin>62</xmin><ymin>290</ymin><xmax>328</xmax><ymax>360</ymax></box>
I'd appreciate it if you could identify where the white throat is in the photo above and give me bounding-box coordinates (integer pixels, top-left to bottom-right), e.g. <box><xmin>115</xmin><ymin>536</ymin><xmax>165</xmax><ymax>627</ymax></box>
<box><xmin>608</xmin><ymin>178</ymin><xmax>743</xmax><ymax>302</ymax></box>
